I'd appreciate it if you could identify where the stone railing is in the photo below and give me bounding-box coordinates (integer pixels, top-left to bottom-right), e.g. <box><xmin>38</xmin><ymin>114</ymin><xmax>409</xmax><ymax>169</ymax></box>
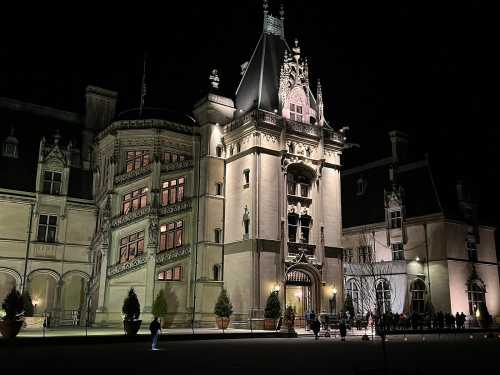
<box><xmin>114</xmin><ymin>164</ymin><xmax>152</xmax><ymax>186</ymax></box>
<box><xmin>161</xmin><ymin>159</ymin><xmax>194</xmax><ymax>173</ymax></box>
<box><xmin>111</xmin><ymin>206</ymin><xmax>151</xmax><ymax>229</ymax></box>
<box><xmin>287</xmin><ymin>242</ymin><xmax>316</xmax><ymax>256</ymax></box>
<box><xmin>226</xmin><ymin>109</ymin><xmax>280</xmax><ymax>133</ymax></box>
<box><xmin>323</xmin><ymin>128</ymin><xmax>345</xmax><ymax>144</ymax></box>
<box><xmin>285</xmin><ymin>119</ymin><xmax>320</xmax><ymax>138</ymax></box>
<box><xmin>156</xmin><ymin>245</ymin><xmax>191</xmax><ymax>266</ymax></box>
<box><xmin>97</xmin><ymin>118</ymin><xmax>194</xmax><ymax>141</ymax></box>
<box><xmin>159</xmin><ymin>199</ymin><xmax>192</xmax><ymax>217</ymax></box>
<box><xmin>107</xmin><ymin>255</ymin><xmax>147</xmax><ymax>278</ymax></box>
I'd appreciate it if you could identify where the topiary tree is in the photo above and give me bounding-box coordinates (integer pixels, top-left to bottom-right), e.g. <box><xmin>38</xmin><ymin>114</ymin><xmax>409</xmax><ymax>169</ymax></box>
<box><xmin>21</xmin><ymin>291</ymin><xmax>34</xmax><ymax>317</ymax></box>
<box><xmin>152</xmin><ymin>289</ymin><xmax>168</xmax><ymax>326</ymax></box>
<box><xmin>264</xmin><ymin>291</ymin><xmax>281</xmax><ymax>320</ymax></box>
<box><xmin>343</xmin><ymin>293</ymin><xmax>355</xmax><ymax>319</ymax></box>
<box><xmin>2</xmin><ymin>288</ymin><xmax>23</xmax><ymax>321</ymax></box>
<box><xmin>478</xmin><ymin>302</ymin><xmax>491</xmax><ymax>329</ymax></box>
<box><xmin>214</xmin><ymin>289</ymin><xmax>233</xmax><ymax>318</ymax></box>
<box><xmin>122</xmin><ymin>288</ymin><xmax>141</xmax><ymax>321</ymax></box>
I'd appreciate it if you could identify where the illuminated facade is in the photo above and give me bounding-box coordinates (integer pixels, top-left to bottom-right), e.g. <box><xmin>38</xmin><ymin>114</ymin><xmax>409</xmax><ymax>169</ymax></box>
<box><xmin>341</xmin><ymin>132</ymin><xmax>500</xmax><ymax>321</ymax></box>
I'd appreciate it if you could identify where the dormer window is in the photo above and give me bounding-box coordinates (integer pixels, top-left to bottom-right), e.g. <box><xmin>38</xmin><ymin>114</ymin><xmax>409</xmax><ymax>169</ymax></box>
<box><xmin>290</xmin><ymin>103</ymin><xmax>303</xmax><ymax>123</ymax></box>
<box><xmin>43</xmin><ymin>171</ymin><xmax>62</xmax><ymax>195</ymax></box>
<box><xmin>2</xmin><ymin>128</ymin><xmax>19</xmax><ymax>159</ymax></box>
<box><xmin>467</xmin><ymin>239</ymin><xmax>477</xmax><ymax>262</ymax></box>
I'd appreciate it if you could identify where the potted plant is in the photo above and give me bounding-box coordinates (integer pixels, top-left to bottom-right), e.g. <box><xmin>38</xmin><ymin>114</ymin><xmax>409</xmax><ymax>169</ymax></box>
<box><xmin>283</xmin><ymin>305</ymin><xmax>296</xmax><ymax>333</ymax></box>
<box><xmin>0</xmin><ymin>287</ymin><xmax>24</xmax><ymax>339</ymax></box>
<box><xmin>264</xmin><ymin>291</ymin><xmax>281</xmax><ymax>330</ymax></box>
<box><xmin>152</xmin><ymin>289</ymin><xmax>168</xmax><ymax>328</ymax></box>
<box><xmin>214</xmin><ymin>288</ymin><xmax>233</xmax><ymax>331</ymax></box>
<box><xmin>122</xmin><ymin>288</ymin><xmax>142</xmax><ymax>335</ymax></box>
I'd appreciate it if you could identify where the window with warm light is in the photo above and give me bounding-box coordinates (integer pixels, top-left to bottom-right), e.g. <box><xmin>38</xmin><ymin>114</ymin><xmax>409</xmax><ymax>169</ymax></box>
<box><xmin>119</xmin><ymin>231</ymin><xmax>145</xmax><ymax>263</ymax></box>
<box><xmin>164</xmin><ymin>151</ymin><xmax>186</xmax><ymax>163</ymax></box>
<box><xmin>161</xmin><ymin>177</ymin><xmax>185</xmax><ymax>206</ymax></box>
<box><xmin>159</xmin><ymin>220</ymin><xmax>184</xmax><ymax>252</ymax></box>
<box><xmin>158</xmin><ymin>265</ymin><xmax>182</xmax><ymax>281</ymax></box>
<box><xmin>126</xmin><ymin>150</ymin><xmax>150</xmax><ymax>172</ymax></box>
<box><xmin>122</xmin><ymin>187</ymin><xmax>148</xmax><ymax>214</ymax></box>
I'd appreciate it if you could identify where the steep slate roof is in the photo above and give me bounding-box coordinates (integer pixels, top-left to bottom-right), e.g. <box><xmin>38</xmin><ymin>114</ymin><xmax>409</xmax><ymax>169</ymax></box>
<box><xmin>0</xmin><ymin>99</ymin><xmax>92</xmax><ymax>200</ymax></box>
<box><xmin>235</xmin><ymin>13</ymin><xmax>320</xmax><ymax>116</ymax></box>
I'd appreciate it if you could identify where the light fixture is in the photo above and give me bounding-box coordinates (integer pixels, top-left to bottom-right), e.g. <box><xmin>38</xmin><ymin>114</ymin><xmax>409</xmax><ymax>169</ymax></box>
<box><xmin>272</xmin><ymin>284</ymin><xmax>280</xmax><ymax>292</ymax></box>
<box><xmin>416</xmin><ymin>256</ymin><xmax>420</xmax><ymax>262</ymax></box>
<box><xmin>332</xmin><ymin>287</ymin><xmax>337</xmax><ymax>295</ymax></box>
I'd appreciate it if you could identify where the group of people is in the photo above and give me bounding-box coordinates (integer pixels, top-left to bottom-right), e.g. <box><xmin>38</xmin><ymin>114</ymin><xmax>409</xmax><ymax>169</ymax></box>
<box><xmin>306</xmin><ymin>310</ymin><xmax>348</xmax><ymax>341</ymax></box>
<box><xmin>371</xmin><ymin>311</ymin><xmax>470</xmax><ymax>331</ymax></box>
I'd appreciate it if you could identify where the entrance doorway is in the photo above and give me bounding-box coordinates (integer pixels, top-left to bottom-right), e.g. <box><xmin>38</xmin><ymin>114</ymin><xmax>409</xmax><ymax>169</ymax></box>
<box><xmin>285</xmin><ymin>269</ymin><xmax>314</xmax><ymax>328</ymax></box>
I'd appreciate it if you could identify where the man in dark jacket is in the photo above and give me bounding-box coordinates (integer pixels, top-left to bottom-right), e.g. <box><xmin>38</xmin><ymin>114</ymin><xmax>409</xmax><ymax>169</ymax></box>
<box><xmin>149</xmin><ymin>317</ymin><xmax>161</xmax><ymax>350</ymax></box>
<box><xmin>311</xmin><ymin>318</ymin><xmax>321</xmax><ymax>340</ymax></box>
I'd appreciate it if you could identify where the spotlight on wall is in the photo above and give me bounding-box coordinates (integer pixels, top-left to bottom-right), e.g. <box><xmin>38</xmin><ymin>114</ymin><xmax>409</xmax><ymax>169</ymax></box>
<box><xmin>415</xmin><ymin>256</ymin><xmax>420</xmax><ymax>262</ymax></box>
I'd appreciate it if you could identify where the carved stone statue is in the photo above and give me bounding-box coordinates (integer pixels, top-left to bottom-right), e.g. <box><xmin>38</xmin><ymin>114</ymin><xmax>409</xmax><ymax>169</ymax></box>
<box><xmin>148</xmin><ymin>217</ymin><xmax>159</xmax><ymax>247</ymax></box>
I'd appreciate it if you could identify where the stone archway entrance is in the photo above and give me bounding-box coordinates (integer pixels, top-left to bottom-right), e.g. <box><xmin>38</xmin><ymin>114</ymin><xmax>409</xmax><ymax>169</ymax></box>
<box><xmin>285</xmin><ymin>266</ymin><xmax>320</xmax><ymax>328</ymax></box>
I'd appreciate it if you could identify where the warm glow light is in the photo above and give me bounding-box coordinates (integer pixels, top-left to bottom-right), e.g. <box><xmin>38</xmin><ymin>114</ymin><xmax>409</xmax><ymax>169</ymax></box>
<box><xmin>475</xmin><ymin>308</ymin><xmax>480</xmax><ymax>319</ymax></box>
<box><xmin>415</xmin><ymin>256</ymin><xmax>420</xmax><ymax>262</ymax></box>
<box><xmin>333</xmin><ymin>287</ymin><xmax>337</xmax><ymax>295</ymax></box>
<box><xmin>294</xmin><ymin>291</ymin><xmax>302</xmax><ymax>299</ymax></box>
<box><xmin>272</xmin><ymin>284</ymin><xmax>280</xmax><ymax>292</ymax></box>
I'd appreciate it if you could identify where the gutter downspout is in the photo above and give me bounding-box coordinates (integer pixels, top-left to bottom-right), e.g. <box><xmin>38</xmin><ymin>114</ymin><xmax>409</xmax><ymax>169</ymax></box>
<box><xmin>424</xmin><ymin>223</ymin><xmax>432</xmax><ymax>304</ymax></box>
<box><xmin>191</xmin><ymin>132</ymin><xmax>202</xmax><ymax>333</ymax></box>
<box><xmin>22</xmin><ymin>203</ymin><xmax>35</xmax><ymax>293</ymax></box>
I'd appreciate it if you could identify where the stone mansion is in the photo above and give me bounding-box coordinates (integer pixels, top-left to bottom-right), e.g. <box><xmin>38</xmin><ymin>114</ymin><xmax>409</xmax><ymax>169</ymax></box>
<box><xmin>0</xmin><ymin>4</ymin><xmax>498</xmax><ymax>327</ymax></box>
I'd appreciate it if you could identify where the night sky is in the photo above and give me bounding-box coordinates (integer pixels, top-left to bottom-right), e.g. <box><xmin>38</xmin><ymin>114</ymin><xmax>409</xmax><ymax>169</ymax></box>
<box><xmin>0</xmin><ymin>2</ymin><xmax>495</xmax><ymax>237</ymax></box>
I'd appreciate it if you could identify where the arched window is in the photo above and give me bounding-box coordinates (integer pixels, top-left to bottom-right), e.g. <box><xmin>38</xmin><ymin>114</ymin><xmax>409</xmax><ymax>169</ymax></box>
<box><xmin>376</xmin><ymin>279</ymin><xmax>391</xmax><ymax>314</ymax></box>
<box><xmin>236</xmin><ymin>142</ymin><xmax>241</xmax><ymax>153</ymax></box>
<box><xmin>346</xmin><ymin>279</ymin><xmax>360</xmax><ymax>315</ymax></box>
<box><xmin>467</xmin><ymin>281</ymin><xmax>485</xmax><ymax>315</ymax></box>
<box><xmin>410</xmin><ymin>279</ymin><xmax>426</xmax><ymax>314</ymax></box>
<box><xmin>288</xmin><ymin>143</ymin><xmax>295</xmax><ymax>154</ymax></box>
<box><xmin>216</xmin><ymin>146</ymin><xmax>222</xmax><ymax>158</ymax></box>
<box><xmin>356</xmin><ymin>177</ymin><xmax>367</xmax><ymax>196</ymax></box>
<box><xmin>213</xmin><ymin>264</ymin><xmax>222</xmax><ymax>281</ymax></box>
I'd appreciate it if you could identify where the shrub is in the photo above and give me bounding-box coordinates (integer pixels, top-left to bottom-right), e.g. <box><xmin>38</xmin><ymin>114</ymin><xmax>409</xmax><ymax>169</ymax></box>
<box><xmin>2</xmin><ymin>288</ymin><xmax>23</xmax><ymax>321</ymax></box>
<box><xmin>152</xmin><ymin>290</ymin><xmax>168</xmax><ymax>319</ymax></box>
<box><xmin>22</xmin><ymin>291</ymin><xmax>34</xmax><ymax>317</ymax></box>
<box><xmin>122</xmin><ymin>288</ymin><xmax>141</xmax><ymax>321</ymax></box>
<box><xmin>264</xmin><ymin>291</ymin><xmax>281</xmax><ymax>319</ymax></box>
<box><xmin>214</xmin><ymin>289</ymin><xmax>233</xmax><ymax>318</ymax></box>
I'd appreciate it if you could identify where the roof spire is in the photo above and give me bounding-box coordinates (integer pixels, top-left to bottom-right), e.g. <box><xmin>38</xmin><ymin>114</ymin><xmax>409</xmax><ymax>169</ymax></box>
<box><xmin>317</xmin><ymin>79</ymin><xmax>324</xmax><ymax>126</ymax></box>
<box><xmin>292</xmin><ymin>38</ymin><xmax>301</xmax><ymax>63</ymax></box>
<box><xmin>139</xmin><ymin>51</ymin><xmax>148</xmax><ymax>118</ymax></box>
<box><xmin>280</xmin><ymin>3</ymin><xmax>285</xmax><ymax>19</ymax></box>
<box><xmin>209</xmin><ymin>69</ymin><xmax>220</xmax><ymax>91</ymax></box>
<box><xmin>263</xmin><ymin>0</ymin><xmax>269</xmax><ymax>15</ymax></box>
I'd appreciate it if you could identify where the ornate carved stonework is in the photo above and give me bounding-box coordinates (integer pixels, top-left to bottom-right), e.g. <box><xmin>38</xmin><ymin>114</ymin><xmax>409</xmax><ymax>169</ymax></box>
<box><xmin>159</xmin><ymin>199</ymin><xmax>192</xmax><ymax>217</ymax></box>
<box><xmin>160</xmin><ymin>159</ymin><xmax>194</xmax><ymax>173</ymax></box>
<box><xmin>114</xmin><ymin>164</ymin><xmax>152</xmax><ymax>186</ymax></box>
<box><xmin>107</xmin><ymin>255</ymin><xmax>147</xmax><ymax>278</ymax></box>
<box><xmin>111</xmin><ymin>206</ymin><xmax>151</xmax><ymax>229</ymax></box>
<box><xmin>156</xmin><ymin>245</ymin><xmax>191</xmax><ymax>266</ymax></box>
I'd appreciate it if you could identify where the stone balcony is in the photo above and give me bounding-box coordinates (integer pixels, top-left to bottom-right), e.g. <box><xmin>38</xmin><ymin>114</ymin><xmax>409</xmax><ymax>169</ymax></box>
<box><xmin>156</xmin><ymin>245</ymin><xmax>191</xmax><ymax>266</ymax></box>
<box><xmin>160</xmin><ymin>159</ymin><xmax>194</xmax><ymax>174</ymax></box>
<box><xmin>111</xmin><ymin>206</ymin><xmax>151</xmax><ymax>229</ymax></box>
<box><xmin>114</xmin><ymin>164</ymin><xmax>152</xmax><ymax>186</ymax></box>
<box><xmin>285</xmin><ymin>119</ymin><xmax>320</xmax><ymax>138</ymax></box>
<box><xmin>107</xmin><ymin>255</ymin><xmax>147</xmax><ymax>278</ymax></box>
<box><xmin>159</xmin><ymin>199</ymin><xmax>192</xmax><ymax>217</ymax></box>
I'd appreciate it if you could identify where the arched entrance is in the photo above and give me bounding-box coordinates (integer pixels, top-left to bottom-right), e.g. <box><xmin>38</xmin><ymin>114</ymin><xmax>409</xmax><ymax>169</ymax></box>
<box><xmin>284</xmin><ymin>266</ymin><xmax>320</xmax><ymax>328</ymax></box>
<box><xmin>61</xmin><ymin>271</ymin><xmax>88</xmax><ymax>326</ymax></box>
<box><xmin>27</xmin><ymin>269</ymin><xmax>59</xmax><ymax>316</ymax></box>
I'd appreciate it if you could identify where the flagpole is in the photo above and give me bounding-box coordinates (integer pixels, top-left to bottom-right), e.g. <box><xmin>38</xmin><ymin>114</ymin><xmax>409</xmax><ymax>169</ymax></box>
<box><xmin>139</xmin><ymin>52</ymin><xmax>147</xmax><ymax>118</ymax></box>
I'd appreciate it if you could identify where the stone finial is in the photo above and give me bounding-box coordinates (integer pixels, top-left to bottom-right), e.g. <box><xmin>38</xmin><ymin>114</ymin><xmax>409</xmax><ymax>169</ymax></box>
<box><xmin>292</xmin><ymin>38</ymin><xmax>301</xmax><ymax>62</ymax></box>
<box><xmin>209</xmin><ymin>69</ymin><xmax>220</xmax><ymax>90</ymax></box>
<box><xmin>280</xmin><ymin>3</ymin><xmax>285</xmax><ymax>19</ymax></box>
<box><xmin>317</xmin><ymin>79</ymin><xmax>324</xmax><ymax>126</ymax></box>
<box><xmin>263</xmin><ymin>0</ymin><xmax>268</xmax><ymax>14</ymax></box>
<box><xmin>53</xmin><ymin>129</ymin><xmax>61</xmax><ymax>146</ymax></box>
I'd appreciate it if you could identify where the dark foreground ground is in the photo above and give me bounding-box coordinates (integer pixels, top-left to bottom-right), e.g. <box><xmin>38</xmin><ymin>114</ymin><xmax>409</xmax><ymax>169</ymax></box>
<box><xmin>1</xmin><ymin>334</ymin><xmax>499</xmax><ymax>374</ymax></box>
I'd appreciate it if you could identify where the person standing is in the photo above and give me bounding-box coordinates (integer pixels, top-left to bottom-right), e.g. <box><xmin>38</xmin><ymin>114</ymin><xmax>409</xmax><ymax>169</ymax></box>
<box><xmin>311</xmin><ymin>318</ymin><xmax>321</xmax><ymax>340</ymax></box>
<box><xmin>149</xmin><ymin>317</ymin><xmax>161</xmax><ymax>350</ymax></box>
<box><xmin>339</xmin><ymin>319</ymin><xmax>347</xmax><ymax>341</ymax></box>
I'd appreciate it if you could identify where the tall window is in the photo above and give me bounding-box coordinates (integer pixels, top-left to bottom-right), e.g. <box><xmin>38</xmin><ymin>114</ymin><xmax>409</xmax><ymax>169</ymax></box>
<box><xmin>391</xmin><ymin>243</ymin><xmax>404</xmax><ymax>260</ymax></box>
<box><xmin>122</xmin><ymin>187</ymin><xmax>148</xmax><ymax>214</ymax></box>
<box><xmin>37</xmin><ymin>215</ymin><xmax>57</xmax><ymax>243</ymax></box>
<box><xmin>236</xmin><ymin>143</ymin><xmax>241</xmax><ymax>153</ymax></box>
<box><xmin>356</xmin><ymin>177</ymin><xmax>366</xmax><ymax>196</ymax></box>
<box><xmin>289</xmin><ymin>103</ymin><xmax>303</xmax><ymax>123</ymax></box>
<box><xmin>214</xmin><ymin>228</ymin><xmax>222</xmax><ymax>244</ymax></box>
<box><xmin>213</xmin><ymin>264</ymin><xmax>222</xmax><ymax>281</ymax></box>
<box><xmin>467</xmin><ymin>281</ymin><xmax>485</xmax><ymax>315</ymax></box>
<box><xmin>161</xmin><ymin>177</ymin><xmax>185</xmax><ymax>206</ymax></box>
<box><xmin>126</xmin><ymin>150</ymin><xmax>150</xmax><ymax>172</ymax></box>
<box><xmin>164</xmin><ymin>152</ymin><xmax>185</xmax><ymax>163</ymax></box>
<box><xmin>346</xmin><ymin>279</ymin><xmax>360</xmax><ymax>315</ymax></box>
<box><xmin>343</xmin><ymin>248</ymin><xmax>353</xmax><ymax>263</ymax></box>
<box><xmin>467</xmin><ymin>239</ymin><xmax>477</xmax><ymax>262</ymax></box>
<box><xmin>158</xmin><ymin>265</ymin><xmax>182</xmax><ymax>281</ymax></box>
<box><xmin>376</xmin><ymin>279</ymin><xmax>392</xmax><ymax>314</ymax></box>
<box><xmin>299</xmin><ymin>215</ymin><xmax>311</xmax><ymax>243</ymax></box>
<box><xmin>215</xmin><ymin>182</ymin><xmax>223</xmax><ymax>196</ymax></box>
<box><xmin>390</xmin><ymin>210</ymin><xmax>402</xmax><ymax>229</ymax></box>
<box><xmin>159</xmin><ymin>220</ymin><xmax>184</xmax><ymax>252</ymax></box>
<box><xmin>411</xmin><ymin>279</ymin><xmax>426</xmax><ymax>314</ymax></box>
<box><xmin>216</xmin><ymin>146</ymin><xmax>222</xmax><ymax>158</ymax></box>
<box><xmin>43</xmin><ymin>171</ymin><xmax>62</xmax><ymax>195</ymax></box>
<box><xmin>243</xmin><ymin>169</ymin><xmax>250</xmax><ymax>187</ymax></box>
<box><xmin>119</xmin><ymin>231</ymin><xmax>145</xmax><ymax>263</ymax></box>
<box><xmin>288</xmin><ymin>143</ymin><xmax>295</xmax><ymax>154</ymax></box>
<box><xmin>358</xmin><ymin>246</ymin><xmax>372</xmax><ymax>263</ymax></box>
<box><xmin>288</xmin><ymin>213</ymin><xmax>298</xmax><ymax>242</ymax></box>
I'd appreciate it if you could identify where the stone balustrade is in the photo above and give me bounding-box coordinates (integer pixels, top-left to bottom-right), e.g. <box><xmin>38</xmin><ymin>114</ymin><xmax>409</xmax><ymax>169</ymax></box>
<box><xmin>114</xmin><ymin>164</ymin><xmax>152</xmax><ymax>186</ymax></box>
<box><xmin>160</xmin><ymin>159</ymin><xmax>194</xmax><ymax>173</ymax></box>
<box><xmin>159</xmin><ymin>199</ymin><xmax>192</xmax><ymax>217</ymax></box>
<box><xmin>156</xmin><ymin>245</ymin><xmax>191</xmax><ymax>266</ymax></box>
<box><xmin>107</xmin><ymin>255</ymin><xmax>147</xmax><ymax>278</ymax></box>
<box><xmin>111</xmin><ymin>206</ymin><xmax>151</xmax><ymax>229</ymax></box>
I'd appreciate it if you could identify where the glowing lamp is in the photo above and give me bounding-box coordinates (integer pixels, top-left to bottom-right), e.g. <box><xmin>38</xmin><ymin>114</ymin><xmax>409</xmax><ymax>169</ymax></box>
<box><xmin>332</xmin><ymin>287</ymin><xmax>337</xmax><ymax>295</ymax></box>
<box><xmin>416</xmin><ymin>256</ymin><xmax>420</xmax><ymax>262</ymax></box>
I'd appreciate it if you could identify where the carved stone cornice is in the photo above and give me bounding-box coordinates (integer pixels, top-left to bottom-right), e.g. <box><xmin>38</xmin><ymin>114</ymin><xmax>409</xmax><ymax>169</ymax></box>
<box><xmin>114</xmin><ymin>164</ymin><xmax>152</xmax><ymax>186</ymax></box>
<box><xmin>156</xmin><ymin>245</ymin><xmax>191</xmax><ymax>266</ymax></box>
<box><xmin>287</xmin><ymin>242</ymin><xmax>316</xmax><ymax>256</ymax></box>
<box><xmin>111</xmin><ymin>206</ymin><xmax>150</xmax><ymax>229</ymax></box>
<box><xmin>285</xmin><ymin>119</ymin><xmax>320</xmax><ymax>138</ymax></box>
<box><xmin>159</xmin><ymin>199</ymin><xmax>192</xmax><ymax>218</ymax></box>
<box><xmin>97</xmin><ymin>119</ymin><xmax>194</xmax><ymax>141</ymax></box>
<box><xmin>160</xmin><ymin>159</ymin><xmax>194</xmax><ymax>174</ymax></box>
<box><xmin>323</xmin><ymin>128</ymin><xmax>344</xmax><ymax>145</ymax></box>
<box><xmin>107</xmin><ymin>255</ymin><xmax>147</xmax><ymax>278</ymax></box>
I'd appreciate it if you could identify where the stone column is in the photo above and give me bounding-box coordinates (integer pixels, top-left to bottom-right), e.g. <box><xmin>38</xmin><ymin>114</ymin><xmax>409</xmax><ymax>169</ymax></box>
<box><xmin>54</xmin><ymin>279</ymin><xmax>64</xmax><ymax>327</ymax></box>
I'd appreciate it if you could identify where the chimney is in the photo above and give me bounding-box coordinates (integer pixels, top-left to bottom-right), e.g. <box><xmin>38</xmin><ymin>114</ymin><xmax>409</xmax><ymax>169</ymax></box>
<box><xmin>389</xmin><ymin>130</ymin><xmax>408</xmax><ymax>164</ymax></box>
<box><xmin>82</xmin><ymin>86</ymin><xmax>118</xmax><ymax>169</ymax></box>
